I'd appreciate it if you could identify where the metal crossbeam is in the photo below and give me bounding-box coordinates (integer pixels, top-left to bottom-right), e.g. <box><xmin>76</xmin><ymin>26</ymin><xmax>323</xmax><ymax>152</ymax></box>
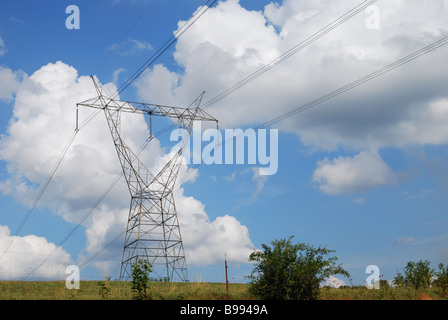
<box><xmin>77</xmin><ymin>97</ymin><xmax>217</xmax><ymax>122</ymax></box>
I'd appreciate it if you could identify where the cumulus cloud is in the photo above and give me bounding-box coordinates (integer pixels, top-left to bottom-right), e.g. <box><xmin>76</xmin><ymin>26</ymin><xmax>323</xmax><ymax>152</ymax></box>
<box><xmin>312</xmin><ymin>150</ymin><xmax>396</xmax><ymax>195</ymax></box>
<box><xmin>0</xmin><ymin>60</ymin><xmax>254</xmax><ymax>276</ymax></box>
<box><xmin>175</xmin><ymin>185</ymin><xmax>254</xmax><ymax>264</ymax></box>
<box><xmin>323</xmin><ymin>275</ymin><xmax>346</xmax><ymax>288</ymax></box>
<box><xmin>0</xmin><ymin>225</ymin><xmax>71</xmax><ymax>280</ymax></box>
<box><xmin>264</xmin><ymin>0</ymin><xmax>325</xmax><ymax>31</ymax></box>
<box><xmin>132</xmin><ymin>0</ymin><xmax>448</xmax><ymax>174</ymax></box>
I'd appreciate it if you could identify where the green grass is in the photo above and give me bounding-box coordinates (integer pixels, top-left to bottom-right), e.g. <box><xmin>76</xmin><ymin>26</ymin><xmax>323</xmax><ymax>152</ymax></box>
<box><xmin>0</xmin><ymin>281</ymin><xmax>446</xmax><ymax>300</ymax></box>
<box><xmin>0</xmin><ymin>281</ymin><xmax>253</xmax><ymax>300</ymax></box>
<box><xmin>319</xmin><ymin>286</ymin><xmax>447</xmax><ymax>300</ymax></box>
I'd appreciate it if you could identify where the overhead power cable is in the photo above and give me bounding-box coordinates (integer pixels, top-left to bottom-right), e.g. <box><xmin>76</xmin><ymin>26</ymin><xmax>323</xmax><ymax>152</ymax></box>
<box><xmin>176</xmin><ymin>35</ymin><xmax>448</xmax><ymax>186</ymax></box>
<box><xmin>115</xmin><ymin>0</ymin><xmax>378</xmax><ymax>148</ymax></box>
<box><xmin>0</xmin><ymin>130</ymin><xmax>78</xmax><ymax>263</ymax></box>
<box><xmin>113</xmin><ymin>0</ymin><xmax>218</xmax><ymax>98</ymax></box>
<box><xmin>93</xmin><ymin>0</ymin><xmax>156</xmax><ymax>76</ymax></box>
<box><xmin>201</xmin><ymin>0</ymin><xmax>377</xmax><ymax>109</ymax></box>
<box><xmin>22</xmin><ymin>122</ymin><xmax>173</xmax><ymax>280</ymax></box>
<box><xmin>73</xmin><ymin>0</ymin><xmax>218</xmax><ymax>145</ymax></box>
<box><xmin>256</xmin><ymin>35</ymin><xmax>448</xmax><ymax>129</ymax></box>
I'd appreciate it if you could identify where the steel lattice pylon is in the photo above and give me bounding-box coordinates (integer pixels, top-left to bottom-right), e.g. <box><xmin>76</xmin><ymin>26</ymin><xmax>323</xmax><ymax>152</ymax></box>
<box><xmin>77</xmin><ymin>77</ymin><xmax>218</xmax><ymax>281</ymax></box>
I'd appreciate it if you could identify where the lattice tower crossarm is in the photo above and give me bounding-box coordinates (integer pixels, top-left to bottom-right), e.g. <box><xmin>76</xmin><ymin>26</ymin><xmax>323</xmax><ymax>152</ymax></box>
<box><xmin>77</xmin><ymin>77</ymin><xmax>218</xmax><ymax>282</ymax></box>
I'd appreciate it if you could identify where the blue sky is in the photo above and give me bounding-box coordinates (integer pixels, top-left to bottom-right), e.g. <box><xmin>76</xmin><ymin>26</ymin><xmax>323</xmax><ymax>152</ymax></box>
<box><xmin>0</xmin><ymin>0</ymin><xmax>447</xmax><ymax>286</ymax></box>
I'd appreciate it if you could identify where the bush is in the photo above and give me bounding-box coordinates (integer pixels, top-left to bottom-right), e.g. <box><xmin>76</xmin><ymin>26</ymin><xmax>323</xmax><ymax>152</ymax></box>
<box><xmin>131</xmin><ymin>259</ymin><xmax>153</xmax><ymax>300</ymax></box>
<box><xmin>247</xmin><ymin>236</ymin><xmax>350</xmax><ymax>300</ymax></box>
<box><xmin>393</xmin><ymin>260</ymin><xmax>434</xmax><ymax>290</ymax></box>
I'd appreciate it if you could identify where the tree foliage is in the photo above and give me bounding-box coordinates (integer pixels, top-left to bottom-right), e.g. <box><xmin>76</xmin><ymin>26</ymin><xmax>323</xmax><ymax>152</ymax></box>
<box><xmin>393</xmin><ymin>260</ymin><xmax>434</xmax><ymax>289</ymax></box>
<box><xmin>434</xmin><ymin>263</ymin><xmax>448</xmax><ymax>296</ymax></box>
<box><xmin>247</xmin><ymin>236</ymin><xmax>350</xmax><ymax>300</ymax></box>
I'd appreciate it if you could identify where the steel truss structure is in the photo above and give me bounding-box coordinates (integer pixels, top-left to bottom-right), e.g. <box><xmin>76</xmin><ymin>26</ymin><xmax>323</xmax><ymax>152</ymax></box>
<box><xmin>77</xmin><ymin>77</ymin><xmax>217</xmax><ymax>281</ymax></box>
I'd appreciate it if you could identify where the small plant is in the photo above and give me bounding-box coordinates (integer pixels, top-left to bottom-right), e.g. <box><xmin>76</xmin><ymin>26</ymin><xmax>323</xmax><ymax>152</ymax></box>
<box><xmin>378</xmin><ymin>275</ymin><xmax>390</xmax><ymax>300</ymax></box>
<box><xmin>131</xmin><ymin>259</ymin><xmax>153</xmax><ymax>300</ymax></box>
<box><xmin>97</xmin><ymin>276</ymin><xmax>111</xmax><ymax>298</ymax></box>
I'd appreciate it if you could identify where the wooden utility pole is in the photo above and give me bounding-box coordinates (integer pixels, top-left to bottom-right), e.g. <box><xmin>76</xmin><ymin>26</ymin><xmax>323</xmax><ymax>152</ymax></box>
<box><xmin>225</xmin><ymin>254</ymin><xmax>229</xmax><ymax>292</ymax></box>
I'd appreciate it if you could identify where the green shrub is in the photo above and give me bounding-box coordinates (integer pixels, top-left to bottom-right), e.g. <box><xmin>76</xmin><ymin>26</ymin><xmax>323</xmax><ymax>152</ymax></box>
<box><xmin>131</xmin><ymin>259</ymin><xmax>153</xmax><ymax>300</ymax></box>
<box><xmin>247</xmin><ymin>236</ymin><xmax>350</xmax><ymax>300</ymax></box>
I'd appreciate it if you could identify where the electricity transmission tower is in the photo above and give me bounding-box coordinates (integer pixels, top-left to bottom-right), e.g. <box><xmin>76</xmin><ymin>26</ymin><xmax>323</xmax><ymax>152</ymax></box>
<box><xmin>77</xmin><ymin>77</ymin><xmax>218</xmax><ymax>282</ymax></box>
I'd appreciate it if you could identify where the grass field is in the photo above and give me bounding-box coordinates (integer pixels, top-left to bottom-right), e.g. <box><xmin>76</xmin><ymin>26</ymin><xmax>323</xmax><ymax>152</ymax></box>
<box><xmin>0</xmin><ymin>281</ymin><xmax>446</xmax><ymax>300</ymax></box>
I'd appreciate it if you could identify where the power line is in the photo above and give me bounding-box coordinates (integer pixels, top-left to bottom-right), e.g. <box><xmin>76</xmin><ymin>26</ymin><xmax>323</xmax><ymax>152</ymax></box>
<box><xmin>102</xmin><ymin>0</ymin><xmax>376</xmax><ymax>154</ymax></box>
<box><xmin>71</xmin><ymin>0</ymin><xmax>218</xmax><ymax>154</ymax></box>
<box><xmin>0</xmin><ymin>129</ymin><xmax>78</xmax><ymax>264</ymax></box>
<box><xmin>176</xmin><ymin>35</ymin><xmax>448</xmax><ymax>185</ymax></box>
<box><xmin>256</xmin><ymin>35</ymin><xmax>448</xmax><ymax>129</ymax></box>
<box><xmin>201</xmin><ymin>0</ymin><xmax>377</xmax><ymax>109</ymax></box>
<box><xmin>113</xmin><ymin>0</ymin><xmax>218</xmax><ymax>98</ymax></box>
<box><xmin>22</xmin><ymin>124</ymin><xmax>170</xmax><ymax>280</ymax></box>
<box><xmin>93</xmin><ymin>0</ymin><xmax>156</xmax><ymax>76</ymax></box>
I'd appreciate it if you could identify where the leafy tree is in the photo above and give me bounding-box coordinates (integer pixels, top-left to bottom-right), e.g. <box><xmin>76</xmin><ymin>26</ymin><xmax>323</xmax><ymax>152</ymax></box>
<box><xmin>393</xmin><ymin>260</ymin><xmax>434</xmax><ymax>289</ymax></box>
<box><xmin>131</xmin><ymin>259</ymin><xmax>153</xmax><ymax>300</ymax></box>
<box><xmin>392</xmin><ymin>272</ymin><xmax>405</xmax><ymax>287</ymax></box>
<box><xmin>247</xmin><ymin>236</ymin><xmax>350</xmax><ymax>300</ymax></box>
<box><xmin>434</xmin><ymin>263</ymin><xmax>448</xmax><ymax>296</ymax></box>
<box><xmin>403</xmin><ymin>260</ymin><xmax>434</xmax><ymax>289</ymax></box>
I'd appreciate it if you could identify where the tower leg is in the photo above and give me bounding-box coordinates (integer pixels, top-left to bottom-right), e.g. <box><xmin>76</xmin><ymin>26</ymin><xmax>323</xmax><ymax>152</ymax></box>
<box><xmin>119</xmin><ymin>191</ymin><xmax>188</xmax><ymax>282</ymax></box>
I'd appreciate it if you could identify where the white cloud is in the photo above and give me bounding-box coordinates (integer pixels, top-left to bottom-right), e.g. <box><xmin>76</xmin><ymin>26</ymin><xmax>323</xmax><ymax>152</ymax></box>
<box><xmin>0</xmin><ymin>225</ymin><xmax>72</xmax><ymax>280</ymax></box>
<box><xmin>250</xmin><ymin>167</ymin><xmax>268</xmax><ymax>199</ymax></box>
<box><xmin>264</xmin><ymin>0</ymin><xmax>324</xmax><ymax>31</ymax></box>
<box><xmin>394</xmin><ymin>236</ymin><xmax>415</xmax><ymax>245</ymax></box>
<box><xmin>106</xmin><ymin>38</ymin><xmax>153</xmax><ymax>55</ymax></box>
<box><xmin>353</xmin><ymin>197</ymin><xmax>366</xmax><ymax>205</ymax></box>
<box><xmin>312</xmin><ymin>150</ymin><xmax>396</xmax><ymax>195</ymax></box>
<box><xmin>323</xmin><ymin>275</ymin><xmax>346</xmax><ymax>288</ymax></box>
<box><xmin>175</xmin><ymin>185</ymin><xmax>254</xmax><ymax>264</ymax></box>
<box><xmin>133</xmin><ymin>0</ymin><xmax>448</xmax><ymax>155</ymax></box>
<box><xmin>0</xmin><ymin>60</ymin><xmax>254</xmax><ymax>277</ymax></box>
<box><xmin>223</xmin><ymin>172</ymin><xmax>237</xmax><ymax>181</ymax></box>
<box><xmin>112</xmin><ymin>67</ymin><xmax>126</xmax><ymax>85</ymax></box>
